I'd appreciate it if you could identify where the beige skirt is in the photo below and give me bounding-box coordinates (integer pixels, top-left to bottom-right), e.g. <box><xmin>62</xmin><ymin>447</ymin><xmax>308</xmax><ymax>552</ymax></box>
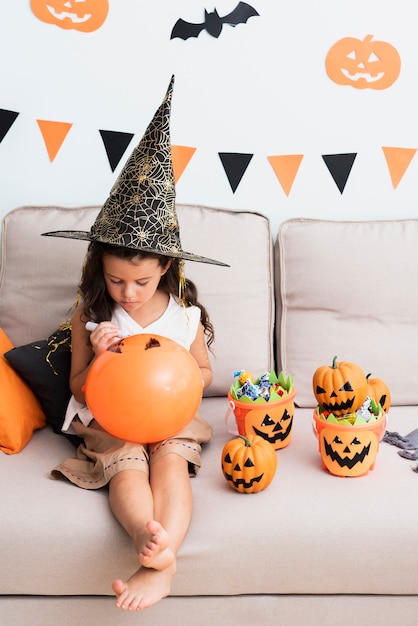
<box><xmin>51</xmin><ymin>414</ymin><xmax>212</xmax><ymax>490</ymax></box>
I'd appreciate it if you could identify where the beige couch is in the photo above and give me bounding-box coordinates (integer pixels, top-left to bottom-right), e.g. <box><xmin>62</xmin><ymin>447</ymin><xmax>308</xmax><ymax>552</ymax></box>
<box><xmin>1</xmin><ymin>205</ymin><xmax>418</xmax><ymax>626</ymax></box>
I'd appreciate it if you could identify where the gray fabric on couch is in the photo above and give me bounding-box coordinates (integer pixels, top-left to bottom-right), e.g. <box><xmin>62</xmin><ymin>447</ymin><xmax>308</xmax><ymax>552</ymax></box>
<box><xmin>1</xmin><ymin>206</ymin><xmax>418</xmax><ymax>625</ymax></box>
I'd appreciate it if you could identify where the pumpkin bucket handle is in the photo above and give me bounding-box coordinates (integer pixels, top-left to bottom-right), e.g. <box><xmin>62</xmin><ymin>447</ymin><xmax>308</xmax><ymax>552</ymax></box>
<box><xmin>312</xmin><ymin>414</ymin><xmax>319</xmax><ymax>439</ymax></box>
<box><xmin>224</xmin><ymin>400</ymin><xmax>239</xmax><ymax>436</ymax></box>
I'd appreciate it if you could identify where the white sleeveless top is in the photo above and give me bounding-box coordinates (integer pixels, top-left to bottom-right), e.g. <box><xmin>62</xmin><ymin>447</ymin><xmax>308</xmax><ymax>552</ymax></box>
<box><xmin>62</xmin><ymin>295</ymin><xmax>201</xmax><ymax>431</ymax></box>
<box><xmin>111</xmin><ymin>295</ymin><xmax>200</xmax><ymax>350</ymax></box>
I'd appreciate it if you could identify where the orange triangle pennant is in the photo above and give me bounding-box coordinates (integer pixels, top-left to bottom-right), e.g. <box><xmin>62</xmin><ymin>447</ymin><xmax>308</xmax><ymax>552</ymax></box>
<box><xmin>36</xmin><ymin>119</ymin><xmax>73</xmax><ymax>162</ymax></box>
<box><xmin>268</xmin><ymin>154</ymin><xmax>304</xmax><ymax>196</ymax></box>
<box><xmin>382</xmin><ymin>147</ymin><xmax>417</xmax><ymax>188</ymax></box>
<box><xmin>171</xmin><ymin>145</ymin><xmax>196</xmax><ymax>183</ymax></box>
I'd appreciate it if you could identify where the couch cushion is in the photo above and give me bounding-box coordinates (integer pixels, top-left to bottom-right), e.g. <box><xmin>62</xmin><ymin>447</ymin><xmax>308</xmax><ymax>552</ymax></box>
<box><xmin>0</xmin><ymin>206</ymin><xmax>95</xmax><ymax>345</ymax></box>
<box><xmin>0</xmin><ymin>205</ymin><xmax>274</xmax><ymax>397</ymax></box>
<box><xmin>178</xmin><ymin>205</ymin><xmax>274</xmax><ymax>395</ymax></box>
<box><xmin>2</xmin><ymin>402</ymin><xmax>418</xmax><ymax>597</ymax></box>
<box><xmin>276</xmin><ymin>218</ymin><xmax>418</xmax><ymax>407</ymax></box>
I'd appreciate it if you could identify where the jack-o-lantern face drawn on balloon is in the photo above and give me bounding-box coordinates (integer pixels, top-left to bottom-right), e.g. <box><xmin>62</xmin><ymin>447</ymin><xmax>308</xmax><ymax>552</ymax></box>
<box><xmin>30</xmin><ymin>0</ymin><xmax>109</xmax><ymax>33</ymax></box>
<box><xmin>320</xmin><ymin>428</ymin><xmax>379</xmax><ymax>477</ymax></box>
<box><xmin>245</xmin><ymin>405</ymin><xmax>294</xmax><ymax>449</ymax></box>
<box><xmin>325</xmin><ymin>34</ymin><xmax>401</xmax><ymax>90</ymax></box>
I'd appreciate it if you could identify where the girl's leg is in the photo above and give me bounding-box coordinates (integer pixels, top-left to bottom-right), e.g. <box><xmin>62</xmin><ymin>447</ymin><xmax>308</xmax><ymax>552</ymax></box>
<box><xmin>149</xmin><ymin>452</ymin><xmax>192</xmax><ymax>560</ymax></box>
<box><xmin>110</xmin><ymin>454</ymin><xmax>192</xmax><ymax>611</ymax></box>
<box><xmin>108</xmin><ymin>469</ymin><xmax>170</xmax><ymax>566</ymax></box>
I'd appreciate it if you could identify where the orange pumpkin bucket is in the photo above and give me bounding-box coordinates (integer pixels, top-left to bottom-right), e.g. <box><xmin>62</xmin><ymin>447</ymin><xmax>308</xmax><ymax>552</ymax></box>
<box><xmin>228</xmin><ymin>387</ymin><xmax>296</xmax><ymax>450</ymax></box>
<box><xmin>312</xmin><ymin>408</ymin><xmax>387</xmax><ymax>477</ymax></box>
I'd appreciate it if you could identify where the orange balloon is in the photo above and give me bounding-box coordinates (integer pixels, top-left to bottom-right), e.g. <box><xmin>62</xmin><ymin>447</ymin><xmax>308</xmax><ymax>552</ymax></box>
<box><xmin>84</xmin><ymin>334</ymin><xmax>203</xmax><ymax>443</ymax></box>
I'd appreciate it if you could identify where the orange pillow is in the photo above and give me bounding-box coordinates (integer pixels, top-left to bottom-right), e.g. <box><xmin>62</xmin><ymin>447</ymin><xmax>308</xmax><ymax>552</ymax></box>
<box><xmin>0</xmin><ymin>328</ymin><xmax>46</xmax><ymax>454</ymax></box>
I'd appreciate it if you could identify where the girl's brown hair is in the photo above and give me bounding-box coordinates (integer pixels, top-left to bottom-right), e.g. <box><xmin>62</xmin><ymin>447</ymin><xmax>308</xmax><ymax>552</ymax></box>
<box><xmin>78</xmin><ymin>242</ymin><xmax>215</xmax><ymax>348</ymax></box>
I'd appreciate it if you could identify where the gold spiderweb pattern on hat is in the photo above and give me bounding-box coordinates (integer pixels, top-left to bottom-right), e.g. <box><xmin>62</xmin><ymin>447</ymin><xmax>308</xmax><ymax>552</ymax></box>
<box><xmin>41</xmin><ymin>75</ymin><xmax>228</xmax><ymax>267</ymax></box>
<box><xmin>90</xmin><ymin>78</ymin><xmax>182</xmax><ymax>255</ymax></box>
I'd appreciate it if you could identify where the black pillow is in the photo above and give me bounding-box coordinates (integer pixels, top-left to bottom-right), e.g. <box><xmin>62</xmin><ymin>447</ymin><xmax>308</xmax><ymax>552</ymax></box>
<box><xmin>4</xmin><ymin>325</ymin><xmax>81</xmax><ymax>447</ymax></box>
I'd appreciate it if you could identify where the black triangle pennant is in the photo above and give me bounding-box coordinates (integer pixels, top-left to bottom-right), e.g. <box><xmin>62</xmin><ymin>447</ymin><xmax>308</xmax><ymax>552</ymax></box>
<box><xmin>322</xmin><ymin>153</ymin><xmax>357</xmax><ymax>194</ymax></box>
<box><xmin>218</xmin><ymin>152</ymin><xmax>253</xmax><ymax>193</ymax></box>
<box><xmin>99</xmin><ymin>130</ymin><xmax>135</xmax><ymax>172</ymax></box>
<box><xmin>0</xmin><ymin>109</ymin><xmax>19</xmax><ymax>143</ymax></box>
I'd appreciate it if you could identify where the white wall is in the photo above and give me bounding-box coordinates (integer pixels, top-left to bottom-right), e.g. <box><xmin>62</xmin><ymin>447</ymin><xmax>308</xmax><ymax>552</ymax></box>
<box><xmin>1</xmin><ymin>1</ymin><xmax>418</xmax><ymax>239</ymax></box>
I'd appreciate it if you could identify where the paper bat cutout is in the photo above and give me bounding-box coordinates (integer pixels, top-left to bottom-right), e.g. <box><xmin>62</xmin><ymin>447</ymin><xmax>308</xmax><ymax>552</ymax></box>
<box><xmin>171</xmin><ymin>2</ymin><xmax>259</xmax><ymax>40</ymax></box>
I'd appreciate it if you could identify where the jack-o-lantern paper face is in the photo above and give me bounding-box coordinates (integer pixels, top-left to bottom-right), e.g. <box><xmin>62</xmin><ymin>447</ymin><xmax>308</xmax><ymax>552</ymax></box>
<box><xmin>245</xmin><ymin>406</ymin><xmax>294</xmax><ymax>450</ymax></box>
<box><xmin>31</xmin><ymin>0</ymin><xmax>109</xmax><ymax>33</ymax></box>
<box><xmin>320</xmin><ymin>428</ymin><xmax>379</xmax><ymax>477</ymax></box>
<box><xmin>325</xmin><ymin>34</ymin><xmax>401</xmax><ymax>90</ymax></box>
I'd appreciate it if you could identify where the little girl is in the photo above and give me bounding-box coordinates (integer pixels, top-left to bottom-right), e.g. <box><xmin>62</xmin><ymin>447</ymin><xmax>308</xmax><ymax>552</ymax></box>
<box><xmin>53</xmin><ymin>243</ymin><xmax>214</xmax><ymax>611</ymax></box>
<box><xmin>43</xmin><ymin>75</ymin><xmax>227</xmax><ymax>611</ymax></box>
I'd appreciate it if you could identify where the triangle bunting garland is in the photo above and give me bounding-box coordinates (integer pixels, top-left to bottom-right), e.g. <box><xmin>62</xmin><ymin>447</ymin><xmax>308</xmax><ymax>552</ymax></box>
<box><xmin>218</xmin><ymin>152</ymin><xmax>254</xmax><ymax>193</ymax></box>
<box><xmin>0</xmin><ymin>109</ymin><xmax>19</xmax><ymax>143</ymax></box>
<box><xmin>322</xmin><ymin>153</ymin><xmax>357</xmax><ymax>194</ymax></box>
<box><xmin>171</xmin><ymin>145</ymin><xmax>196</xmax><ymax>183</ymax></box>
<box><xmin>99</xmin><ymin>130</ymin><xmax>135</xmax><ymax>172</ymax></box>
<box><xmin>268</xmin><ymin>154</ymin><xmax>304</xmax><ymax>196</ymax></box>
<box><xmin>36</xmin><ymin>119</ymin><xmax>73</xmax><ymax>161</ymax></box>
<box><xmin>0</xmin><ymin>106</ymin><xmax>417</xmax><ymax>197</ymax></box>
<box><xmin>382</xmin><ymin>147</ymin><xmax>417</xmax><ymax>188</ymax></box>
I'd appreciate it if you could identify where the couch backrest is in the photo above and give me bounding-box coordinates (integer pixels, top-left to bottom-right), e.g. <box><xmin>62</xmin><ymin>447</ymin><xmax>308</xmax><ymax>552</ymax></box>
<box><xmin>0</xmin><ymin>204</ymin><xmax>274</xmax><ymax>397</ymax></box>
<box><xmin>275</xmin><ymin>218</ymin><xmax>418</xmax><ymax>407</ymax></box>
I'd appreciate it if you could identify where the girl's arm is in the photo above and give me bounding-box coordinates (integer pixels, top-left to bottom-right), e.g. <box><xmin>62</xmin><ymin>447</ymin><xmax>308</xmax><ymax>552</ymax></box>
<box><xmin>70</xmin><ymin>307</ymin><xmax>120</xmax><ymax>403</ymax></box>
<box><xmin>189</xmin><ymin>322</ymin><xmax>213</xmax><ymax>390</ymax></box>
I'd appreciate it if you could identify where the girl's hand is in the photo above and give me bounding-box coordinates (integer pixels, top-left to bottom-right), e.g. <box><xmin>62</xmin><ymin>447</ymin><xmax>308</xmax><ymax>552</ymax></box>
<box><xmin>88</xmin><ymin>321</ymin><xmax>121</xmax><ymax>355</ymax></box>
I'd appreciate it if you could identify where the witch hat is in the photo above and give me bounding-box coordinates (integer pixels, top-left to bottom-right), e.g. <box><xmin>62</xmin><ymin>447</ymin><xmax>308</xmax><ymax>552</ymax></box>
<box><xmin>43</xmin><ymin>75</ymin><xmax>227</xmax><ymax>267</ymax></box>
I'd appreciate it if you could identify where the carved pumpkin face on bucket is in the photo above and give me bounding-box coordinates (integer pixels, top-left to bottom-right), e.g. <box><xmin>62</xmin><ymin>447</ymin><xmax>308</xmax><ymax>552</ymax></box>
<box><xmin>31</xmin><ymin>0</ymin><xmax>109</xmax><ymax>32</ymax></box>
<box><xmin>228</xmin><ymin>388</ymin><xmax>296</xmax><ymax>450</ymax></box>
<box><xmin>320</xmin><ymin>426</ymin><xmax>379</xmax><ymax>477</ymax></box>
<box><xmin>325</xmin><ymin>34</ymin><xmax>401</xmax><ymax>90</ymax></box>
<box><xmin>313</xmin><ymin>408</ymin><xmax>386</xmax><ymax>477</ymax></box>
<box><xmin>243</xmin><ymin>404</ymin><xmax>294</xmax><ymax>449</ymax></box>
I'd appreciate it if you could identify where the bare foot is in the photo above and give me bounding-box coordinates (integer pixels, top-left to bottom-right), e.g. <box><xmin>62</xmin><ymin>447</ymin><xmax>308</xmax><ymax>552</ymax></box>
<box><xmin>137</xmin><ymin>520</ymin><xmax>174</xmax><ymax>570</ymax></box>
<box><xmin>112</xmin><ymin>563</ymin><xmax>175</xmax><ymax>611</ymax></box>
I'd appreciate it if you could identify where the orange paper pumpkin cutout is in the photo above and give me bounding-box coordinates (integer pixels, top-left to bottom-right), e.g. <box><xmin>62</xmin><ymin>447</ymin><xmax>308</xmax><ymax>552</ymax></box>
<box><xmin>326</xmin><ymin>34</ymin><xmax>401</xmax><ymax>90</ymax></box>
<box><xmin>31</xmin><ymin>0</ymin><xmax>109</xmax><ymax>32</ymax></box>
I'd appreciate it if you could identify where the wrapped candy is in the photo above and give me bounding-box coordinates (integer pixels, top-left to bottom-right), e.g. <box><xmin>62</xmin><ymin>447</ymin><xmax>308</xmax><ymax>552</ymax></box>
<box><xmin>234</xmin><ymin>370</ymin><xmax>254</xmax><ymax>385</ymax></box>
<box><xmin>236</xmin><ymin>379</ymin><xmax>260</xmax><ymax>400</ymax></box>
<box><xmin>231</xmin><ymin>369</ymin><xmax>294</xmax><ymax>403</ymax></box>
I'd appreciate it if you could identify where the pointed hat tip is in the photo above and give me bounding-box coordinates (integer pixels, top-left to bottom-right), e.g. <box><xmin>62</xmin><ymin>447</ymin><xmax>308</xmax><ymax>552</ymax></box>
<box><xmin>166</xmin><ymin>74</ymin><xmax>175</xmax><ymax>100</ymax></box>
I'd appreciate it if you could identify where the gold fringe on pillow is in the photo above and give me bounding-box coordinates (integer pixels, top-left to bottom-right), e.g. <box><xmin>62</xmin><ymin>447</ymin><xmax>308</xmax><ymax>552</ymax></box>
<box><xmin>33</xmin><ymin>321</ymin><xmax>72</xmax><ymax>376</ymax></box>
